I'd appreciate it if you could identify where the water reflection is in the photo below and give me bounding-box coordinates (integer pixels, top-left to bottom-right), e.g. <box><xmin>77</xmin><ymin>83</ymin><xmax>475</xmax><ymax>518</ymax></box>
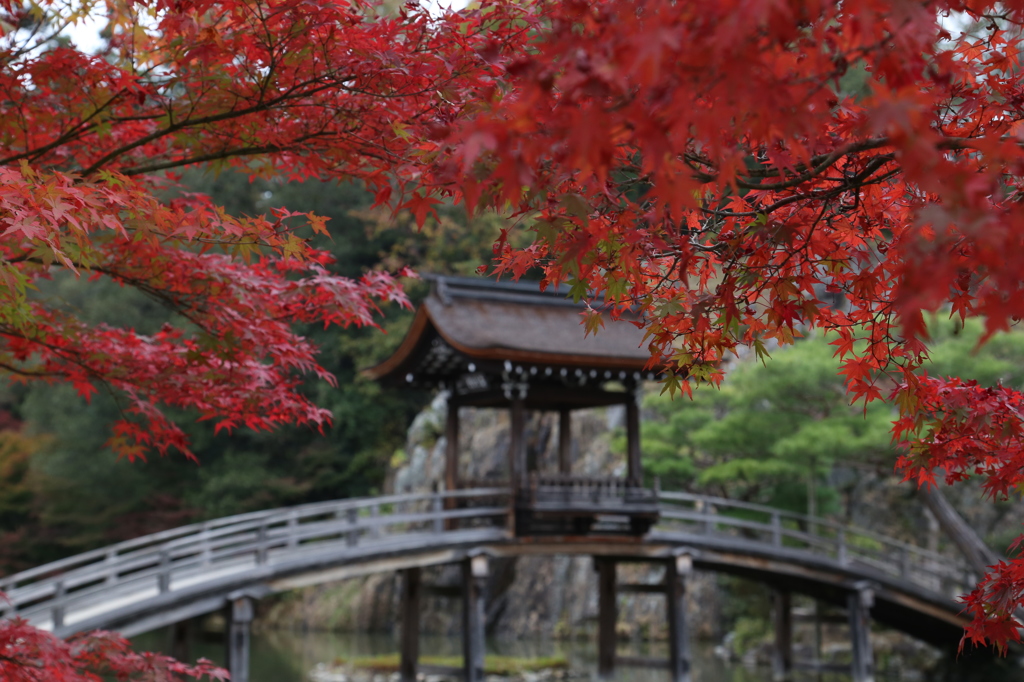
<box><xmin>136</xmin><ymin>628</ymin><xmax>860</xmax><ymax>682</ymax></box>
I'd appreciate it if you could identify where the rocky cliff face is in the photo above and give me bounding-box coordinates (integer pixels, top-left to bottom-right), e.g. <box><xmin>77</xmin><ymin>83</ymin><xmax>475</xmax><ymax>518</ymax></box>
<box><xmin>263</xmin><ymin>393</ymin><xmax>721</xmax><ymax>641</ymax></box>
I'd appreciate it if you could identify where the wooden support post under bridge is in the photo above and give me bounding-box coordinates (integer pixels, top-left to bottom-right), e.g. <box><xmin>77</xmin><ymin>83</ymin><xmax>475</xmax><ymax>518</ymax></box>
<box><xmin>169</xmin><ymin>617</ymin><xmax>194</xmax><ymax>667</ymax></box>
<box><xmin>848</xmin><ymin>582</ymin><xmax>875</xmax><ymax>682</ymax></box>
<box><xmin>400</xmin><ymin>567</ymin><xmax>421</xmax><ymax>682</ymax></box>
<box><xmin>463</xmin><ymin>554</ymin><xmax>488</xmax><ymax>682</ymax></box>
<box><xmin>226</xmin><ymin>595</ymin><xmax>253</xmax><ymax>682</ymax></box>
<box><xmin>596</xmin><ymin>557</ymin><xmax>617</xmax><ymax>679</ymax></box>
<box><xmin>771</xmin><ymin>589</ymin><xmax>793</xmax><ymax>681</ymax></box>
<box><xmin>596</xmin><ymin>554</ymin><xmax>693</xmax><ymax>682</ymax></box>
<box><xmin>666</xmin><ymin>553</ymin><xmax>693</xmax><ymax>682</ymax></box>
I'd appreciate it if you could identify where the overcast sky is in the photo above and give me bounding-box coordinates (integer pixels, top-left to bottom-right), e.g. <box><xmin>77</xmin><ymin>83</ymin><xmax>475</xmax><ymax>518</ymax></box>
<box><xmin>63</xmin><ymin>0</ymin><xmax>470</xmax><ymax>55</ymax></box>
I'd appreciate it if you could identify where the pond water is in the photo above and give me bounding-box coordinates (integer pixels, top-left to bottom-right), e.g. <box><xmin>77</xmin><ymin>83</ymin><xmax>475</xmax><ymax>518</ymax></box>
<box><xmin>134</xmin><ymin>628</ymin><xmax>871</xmax><ymax>682</ymax></box>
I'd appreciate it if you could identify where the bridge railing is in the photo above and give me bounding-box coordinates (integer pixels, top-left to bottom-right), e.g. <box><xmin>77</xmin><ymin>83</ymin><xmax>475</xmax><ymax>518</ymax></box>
<box><xmin>655</xmin><ymin>491</ymin><xmax>977</xmax><ymax>598</ymax></box>
<box><xmin>0</xmin><ymin>488</ymin><xmax>510</xmax><ymax>629</ymax></box>
<box><xmin>1</xmin><ymin>486</ymin><xmax>979</xmax><ymax>634</ymax></box>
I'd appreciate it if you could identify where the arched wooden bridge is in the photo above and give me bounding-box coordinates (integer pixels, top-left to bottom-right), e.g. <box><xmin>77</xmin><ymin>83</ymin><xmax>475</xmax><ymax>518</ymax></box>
<box><xmin>0</xmin><ymin>487</ymin><xmax>980</xmax><ymax>681</ymax></box>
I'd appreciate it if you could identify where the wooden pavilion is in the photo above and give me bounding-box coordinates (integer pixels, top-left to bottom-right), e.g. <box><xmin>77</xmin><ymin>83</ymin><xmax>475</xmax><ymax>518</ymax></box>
<box><xmin>366</xmin><ymin>275</ymin><xmax>662</xmax><ymax>536</ymax></box>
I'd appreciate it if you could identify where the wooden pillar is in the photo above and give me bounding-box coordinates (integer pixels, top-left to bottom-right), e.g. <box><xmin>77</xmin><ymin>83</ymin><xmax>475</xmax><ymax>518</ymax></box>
<box><xmin>510</xmin><ymin>397</ymin><xmax>526</xmax><ymax>490</ymax></box>
<box><xmin>226</xmin><ymin>596</ymin><xmax>253</xmax><ymax>682</ymax></box>
<box><xmin>525</xmin><ymin>410</ymin><xmax>539</xmax><ymax>476</ymax></box>
<box><xmin>596</xmin><ymin>557</ymin><xmax>617</xmax><ymax>678</ymax></box>
<box><xmin>462</xmin><ymin>555</ymin><xmax>488</xmax><ymax>682</ymax></box>
<box><xmin>848</xmin><ymin>583</ymin><xmax>875</xmax><ymax>682</ymax></box>
<box><xmin>445</xmin><ymin>399</ymin><xmax>459</xmax><ymax>493</ymax></box>
<box><xmin>558</xmin><ymin>409</ymin><xmax>572</xmax><ymax>474</ymax></box>
<box><xmin>625</xmin><ymin>390</ymin><xmax>642</xmax><ymax>485</ymax></box>
<box><xmin>444</xmin><ymin>399</ymin><xmax>460</xmax><ymax>531</ymax></box>
<box><xmin>813</xmin><ymin>600</ymin><xmax>824</xmax><ymax>667</ymax></box>
<box><xmin>771</xmin><ymin>589</ymin><xmax>793</xmax><ymax>681</ymax></box>
<box><xmin>400</xmin><ymin>567</ymin><xmax>421</xmax><ymax>682</ymax></box>
<box><xmin>666</xmin><ymin>554</ymin><xmax>692</xmax><ymax>682</ymax></box>
<box><xmin>169</xmin><ymin>618</ymin><xmax>193</xmax><ymax>665</ymax></box>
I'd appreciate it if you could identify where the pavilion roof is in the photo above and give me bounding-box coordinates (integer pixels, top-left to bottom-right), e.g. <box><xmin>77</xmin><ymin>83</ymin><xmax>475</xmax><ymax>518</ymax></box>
<box><xmin>366</xmin><ymin>276</ymin><xmax>656</xmax><ymax>393</ymax></box>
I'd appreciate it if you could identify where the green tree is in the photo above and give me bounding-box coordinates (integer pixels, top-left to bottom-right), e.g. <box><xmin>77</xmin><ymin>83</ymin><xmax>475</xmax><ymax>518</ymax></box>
<box><xmin>642</xmin><ymin>320</ymin><xmax>1024</xmax><ymax>518</ymax></box>
<box><xmin>7</xmin><ymin>173</ymin><xmax>508</xmax><ymax>568</ymax></box>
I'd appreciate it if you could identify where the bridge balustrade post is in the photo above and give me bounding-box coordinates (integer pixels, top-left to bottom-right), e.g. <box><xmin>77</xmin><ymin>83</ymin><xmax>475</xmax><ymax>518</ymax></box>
<box><xmin>666</xmin><ymin>553</ymin><xmax>692</xmax><ymax>682</ymax></box>
<box><xmin>256</xmin><ymin>523</ymin><xmax>268</xmax><ymax>565</ymax></box>
<box><xmin>837</xmin><ymin>529</ymin><xmax>848</xmax><ymax>566</ymax></box>
<box><xmin>346</xmin><ymin>507</ymin><xmax>359</xmax><ymax>547</ymax></box>
<box><xmin>703</xmin><ymin>503</ymin><xmax>715</xmax><ymax>535</ymax></box>
<box><xmin>370</xmin><ymin>504</ymin><xmax>381</xmax><ymax>539</ymax></box>
<box><xmin>431</xmin><ymin>484</ymin><xmax>444</xmax><ymax>534</ymax></box>
<box><xmin>899</xmin><ymin>546</ymin><xmax>910</xmax><ymax>580</ymax></box>
<box><xmin>462</xmin><ymin>554</ymin><xmax>488</xmax><ymax>682</ymax></box>
<box><xmin>847</xmin><ymin>582</ymin><xmax>875</xmax><ymax>682</ymax></box>
<box><xmin>771</xmin><ymin>512</ymin><xmax>782</xmax><ymax>547</ymax></box>
<box><xmin>105</xmin><ymin>549</ymin><xmax>119</xmax><ymax>586</ymax></box>
<box><xmin>286</xmin><ymin>511</ymin><xmax>298</xmax><ymax>549</ymax></box>
<box><xmin>200</xmin><ymin>528</ymin><xmax>212</xmax><ymax>566</ymax></box>
<box><xmin>158</xmin><ymin>550</ymin><xmax>171</xmax><ymax>594</ymax></box>
<box><xmin>400</xmin><ymin>567</ymin><xmax>421</xmax><ymax>682</ymax></box>
<box><xmin>595</xmin><ymin>557</ymin><xmax>616</xmax><ymax>679</ymax></box>
<box><xmin>51</xmin><ymin>580</ymin><xmax>65</xmax><ymax>630</ymax></box>
<box><xmin>226</xmin><ymin>595</ymin><xmax>254</xmax><ymax>682</ymax></box>
<box><xmin>0</xmin><ymin>582</ymin><xmax>14</xmax><ymax>618</ymax></box>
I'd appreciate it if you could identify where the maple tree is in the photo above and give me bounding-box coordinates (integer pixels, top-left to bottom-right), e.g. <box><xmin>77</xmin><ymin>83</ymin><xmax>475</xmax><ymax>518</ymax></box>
<box><xmin>0</xmin><ymin>0</ymin><xmax>515</xmax><ymax>463</ymax></box>
<box><xmin>0</xmin><ymin>0</ymin><xmax>516</xmax><ymax>675</ymax></box>
<box><xmin>5</xmin><ymin>0</ymin><xmax>1024</xmax><ymax>663</ymax></box>
<box><xmin>0</xmin><ymin>617</ymin><xmax>225</xmax><ymax>682</ymax></box>
<box><xmin>411</xmin><ymin>0</ymin><xmax>1024</xmax><ymax>649</ymax></box>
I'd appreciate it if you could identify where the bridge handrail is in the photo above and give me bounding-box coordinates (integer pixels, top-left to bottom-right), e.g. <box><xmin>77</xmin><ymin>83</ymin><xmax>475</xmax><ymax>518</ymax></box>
<box><xmin>656</xmin><ymin>491</ymin><xmax>975</xmax><ymax>586</ymax></box>
<box><xmin>0</xmin><ymin>488</ymin><xmax>508</xmax><ymax>594</ymax></box>
<box><xmin>2</xmin><ymin>504</ymin><xmax>514</xmax><ymax>623</ymax></box>
<box><xmin>0</xmin><ymin>486</ymin><xmax>979</xmax><ymax>633</ymax></box>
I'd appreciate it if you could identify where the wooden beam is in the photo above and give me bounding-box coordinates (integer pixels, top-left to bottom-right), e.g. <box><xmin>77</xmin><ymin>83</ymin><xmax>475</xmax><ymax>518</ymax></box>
<box><xmin>450</xmin><ymin>385</ymin><xmax>636</xmax><ymax>410</ymax></box>
<box><xmin>848</xmin><ymin>584</ymin><xmax>875</xmax><ymax>682</ymax></box>
<box><xmin>625</xmin><ymin>390</ymin><xmax>642</xmax><ymax>485</ymax></box>
<box><xmin>772</xmin><ymin>589</ymin><xmax>793</xmax><ymax>681</ymax></box>
<box><xmin>558</xmin><ymin>409</ymin><xmax>572</xmax><ymax>474</ymax></box>
<box><xmin>666</xmin><ymin>557</ymin><xmax>691</xmax><ymax>682</ymax></box>
<box><xmin>596</xmin><ymin>558</ymin><xmax>617</xmax><ymax>679</ymax></box>
<box><xmin>400</xmin><ymin>568</ymin><xmax>421</xmax><ymax>682</ymax></box>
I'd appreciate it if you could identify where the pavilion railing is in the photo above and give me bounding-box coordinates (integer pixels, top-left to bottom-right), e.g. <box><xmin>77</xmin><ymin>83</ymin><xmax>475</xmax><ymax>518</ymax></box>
<box><xmin>523</xmin><ymin>472</ymin><xmax>657</xmax><ymax>508</ymax></box>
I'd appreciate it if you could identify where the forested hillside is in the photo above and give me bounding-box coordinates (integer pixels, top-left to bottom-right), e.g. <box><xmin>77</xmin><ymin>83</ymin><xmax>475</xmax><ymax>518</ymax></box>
<box><xmin>8</xmin><ymin>190</ymin><xmax>1024</xmax><ymax>580</ymax></box>
<box><xmin>0</xmin><ymin>173</ymin><xmax>505</xmax><ymax>572</ymax></box>
<box><xmin>639</xmin><ymin>320</ymin><xmax>1024</xmax><ymax>553</ymax></box>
